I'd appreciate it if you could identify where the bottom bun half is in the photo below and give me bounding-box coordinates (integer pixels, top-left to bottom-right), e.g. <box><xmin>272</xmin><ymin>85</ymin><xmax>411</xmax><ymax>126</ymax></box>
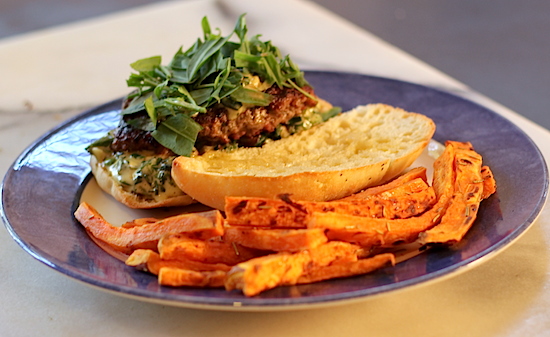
<box><xmin>90</xmin><ymin>155</ymin><xmax>196</xmax><ymax>209</ymax></box>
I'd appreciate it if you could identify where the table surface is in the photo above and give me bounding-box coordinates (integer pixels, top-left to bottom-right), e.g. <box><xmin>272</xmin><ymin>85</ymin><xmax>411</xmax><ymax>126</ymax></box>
<box><xmin>1</xmin><ymin>1</ymin><xmax>550</xmax><ymax>336</ymax></box>
<box><xmin>3</xmin><ymin>0</ymin><xmax>550</xmax><ymax>131</ymax></box>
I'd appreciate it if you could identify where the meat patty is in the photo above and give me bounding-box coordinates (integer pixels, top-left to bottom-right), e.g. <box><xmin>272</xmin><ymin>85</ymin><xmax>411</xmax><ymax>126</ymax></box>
<box><xmin>111</xmin><ymin>118</ymin><xmax>160</xmax><ymax>152</ymax></box>
<box><xmin>110</xmin><ymin>85</ymin><xmax>317</xmax><ymax>153</ymax></box>
<box><xmin>194</xmin><ymin>85</ymin><xmax>317</xmax><ymax>148</ymax></box>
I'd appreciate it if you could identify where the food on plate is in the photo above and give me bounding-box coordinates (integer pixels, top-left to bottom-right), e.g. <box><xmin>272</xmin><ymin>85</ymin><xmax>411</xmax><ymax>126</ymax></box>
<box><xmin>419</xmin><ymin>141</ymin><xmax>494</xmax><ymax>244</ymax></box>
<box><xmin>223</xmin><ymin>178</ymin><xmax>436</xmax><ymax>228</ymax></box>
<box><xmin>223</xmin><ymin>227</ymin><xmax>329</xmax><ymax>252</ymax></box>
<box><xmin>224</xmin><ymin>242</ymin><xmax>394</xmax><ymax>297</ymax></box>
<box><xmin>339</xmin><ymin>166</ymin><xmax>428</xmax><ymax>200</ymax></box>
<box><xmin>74</xmin><ymin>140</ymin><xmax>496</xmax><ymax>296</ymax></box>
<box><xmin>126</xmin><ymin>249</ymin><xmax>230</xmax><ymax>275</ymax></box>
<box><xmin>480</xmin><ymin>165</ymin><xmax>497</xmax><ymax>199</ymax></box>
<box><xmin>171</xmin><ymin>103</ymin><xmax>436</xmax><ymax>210</ymax></box>
<box><xmin>86</xmin><ymin>14</ymin><xmax>340</xmax><ymax>209</ymax></box>
<box><xmin>74</xmin><ymin>202</ymin><xmax>224</xmax><ymax>254</ymax></box>
<box><xmin>159</xmin><ymin>268</ymin><xmax>227</xmax><ymax>288</ymax></box>
<box><xmin>313</xmin><ymin>141</ymin><xmax>496</xmax><ymax>248</ymax></box>
<box><xmin>158</xmin><ymin>233</ymin><xmax>263</xmax><ymax>265</ymax></box>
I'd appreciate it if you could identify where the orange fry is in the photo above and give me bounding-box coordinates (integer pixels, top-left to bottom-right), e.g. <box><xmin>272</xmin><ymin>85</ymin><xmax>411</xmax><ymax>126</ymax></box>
<box><xmin>159</xmin><ymin>268</ymin><xmax>226</xmax><ymax>287</ymax></box>
<box><xmin>125</xmin><ymin>249</ymin><xmax>231</xmax><ymax>275</ymax></box>
<box><xmin>224</xmin><ymin>227</ymin><xmax>328</xmax><ymax>252</ymax></box>
<box><xmin>122</xmin><ymin>217</ymin><xmax>158</xmax><ymax>228</ymax></box>
<box><xmin>322</xmin><ymin>180</ymin><xmax>436</xmax><ymax>219</ymax></box>
<box><xmin>313</xmin><ymin>210</ymin><xmax>439</xmax><ymax>248</ymax></box>
<box><xmin>420</xmin><ymin>141</ymin><xmax>487</xmax><ymax>244</ymax></box>
<box><xmin>224</xmin><ymin>180</ymin><xmax>436</xmax><ymax>228</ymax></box>
<box><xmin>224</xmin><ymin>195</ymin><xmax>310</xmax><ymax>228</ymax></box>
<box><xmin>158</xmin><ymin>233</ymin><xmax>264</xmax><ymax>266</ymax></box>
<box><xmin>224</xmin><ymin>241</ymin><xmax>362</xmax><ymax>296</ymax></box>
<box><xmin>74</xmin><ymin>202</ymin><xmax>224</xmax><ymax>254</ymax></box>
<box><xmin>297</xmin><ymin>253</ymin><xmax>395</xmax><ymax>284</ymax></box>
<box><xmin>480</xmin><ymin>165</ymin><xmax>497</xmax><ymax>199</ymax></box>
<box><xmin>340</xmin><ymin>166</ymin><xmax>428</xmax><ymax>200</ymax></box>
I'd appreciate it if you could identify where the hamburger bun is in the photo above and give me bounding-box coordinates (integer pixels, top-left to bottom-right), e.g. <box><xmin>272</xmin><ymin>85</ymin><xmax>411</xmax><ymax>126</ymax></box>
<box><xmin>171</xmin><ymin>104</ymin><xmax>436</xmax><ymax>210</ymax></box>
<box><xmin>89</xmin><ymin>150</ymin><xmax>195</xmax><ymax>209</ymax></box>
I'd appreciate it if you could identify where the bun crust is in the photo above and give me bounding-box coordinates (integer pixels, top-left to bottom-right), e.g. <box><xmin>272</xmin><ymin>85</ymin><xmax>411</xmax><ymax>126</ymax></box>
<box><xmin>90</xmin><ymin>155</ymin><xmax>195</xmax><ymax>209</ymax></box>
<box><xmin>171</xmin><ymin>104</ymin><xmax>435</xmax><ymax>210</ymax></box>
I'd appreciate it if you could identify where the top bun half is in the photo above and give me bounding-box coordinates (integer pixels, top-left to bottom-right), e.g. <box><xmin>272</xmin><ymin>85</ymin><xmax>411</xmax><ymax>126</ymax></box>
<box><xmin>171</xmin><ymin>104</ymin><xmax>436</xmax><ymax>210</ymax></box>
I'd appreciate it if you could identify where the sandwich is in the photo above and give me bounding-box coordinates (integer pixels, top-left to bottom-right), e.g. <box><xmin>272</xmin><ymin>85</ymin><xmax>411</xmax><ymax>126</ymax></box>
<box><xmin>86</xmin><ymin>14</ymin><xmax>340</xmax><ymax>209</ymax></box>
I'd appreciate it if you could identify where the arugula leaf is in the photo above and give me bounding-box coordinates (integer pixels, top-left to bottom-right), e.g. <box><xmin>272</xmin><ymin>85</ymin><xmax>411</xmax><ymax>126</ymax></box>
<box><xmin>234</xmin><ymin>14</ymin><xmax>249</xmax><ymax>53</ymax></box>
<box><xmin>190</xmin><ymin>87</ymin><xmax>214</xmax><ymax>105</ymax></box>
<box><xmin>121</xmin><ymin>91</ymin><xmax>154</xmax><ymax>115</ymax></box>
<box><xmin>163</xmin><ymin>98</ymin><xmax>206</xmax><ymax>113</ymax></box>
<box><xmin>86</xmin><ymin>134</ymin><xmax>113</xmax><ymax>152</ymax></box>
<box><xmin>201</xmin><ymin>16</ymin><xmax>212</xmax><ymax>38</ymax></box>
<box><xmin>153</xmin><ymin>80</ymin><xmax>168</xmax><ymax>99</ymax></box>
<box><xmin>130</xmin><ymin>56</ymin><xmax>161</xmax><ymax>72</ymax></box>
<box><xmin>126</xmin><ymin>116</ymin><xmax>155</xmax><ymax>132</ymax></box>
<box><xmin>152</xmin><ymin>114</ymin><xmax>203</xmax><ymax>156</ymax></box>
<box><xmin>144</xmin><ymin>96</ymin><xmax>157</xmax><ymax>124</ymax></box>
<box><xmin>230</xmin><ymin>87</ymin><xmax>272</xmax><ymax>106</ymax></box>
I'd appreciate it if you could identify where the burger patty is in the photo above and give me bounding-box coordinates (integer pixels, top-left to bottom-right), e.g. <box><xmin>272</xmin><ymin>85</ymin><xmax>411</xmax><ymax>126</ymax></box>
<box><xmin>111</xmin><ymin>122</ymin><xmax>160</xmax><ymax>153</ymax></box>
<box><xmin>111</xmin><ymin>85</ymin><xmax>317</xmax><ymax>153</ymax></box>
<box><xmin>194</xmin><ymin>86</ymin><xmax>317</xmax><ymax>148</ymax></box>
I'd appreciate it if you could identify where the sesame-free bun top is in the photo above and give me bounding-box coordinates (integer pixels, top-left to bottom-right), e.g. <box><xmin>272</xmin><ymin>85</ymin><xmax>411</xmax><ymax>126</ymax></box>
<box><xmin>171</xmin><ymin>104</ymin><xmax>436</xmax><ymax>210</ymax></box>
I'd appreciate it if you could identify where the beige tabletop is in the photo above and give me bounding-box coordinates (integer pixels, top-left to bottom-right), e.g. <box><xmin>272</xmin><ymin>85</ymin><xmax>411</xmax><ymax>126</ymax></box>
<box><xmin>1</xmin><ymin>0</ymin><xmax>549</xmax><ymax>336</ymax></box>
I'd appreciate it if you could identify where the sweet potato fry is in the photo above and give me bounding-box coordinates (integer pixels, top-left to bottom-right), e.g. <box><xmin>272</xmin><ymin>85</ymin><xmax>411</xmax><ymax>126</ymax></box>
<box><xmin>420</xmin><ymin>141</ymin><xmax>486</xmax><ymax>245</ymax></box>
<box><xmin>306</xmin><ymin>241</ymin><xmax>362</xmax><ymax>266</ymax></box>
<box><xmin>310</xmin><ymin>143</ymin><xmax>457</xmax><ymax>248</ymax></box>
<box><xmin>158</xmin><ymin>267</ymin><xmax>226</xmax><ymax>287</ymax></box>
<box><xmin>224</xmin><ymin>195</ymin><xmax>310</xmax><ymax>228</ymax></box>
<box><xmin>125</xmin><ymin>249</ymin><xmax>231</xmax><ymax>274</ymax></box>
<box><xmin>224</xmin><ymin>180</ymin><xmax>436</xmax><ymax>228</ymax></box>
<box><xmin>481</xmin><ymin>165</ymin><xmax>497</xmax><ymax>199</ymax></box>
<box><xmin>322</xmin><ymin>180</ymin><xmax>436</xmax><ymax>219</ymax></box>
<box><xmin>224</xmin><ymin>227</ymin><xmax>328</xmax><ymax>252</ymax></box>
<box><xmin>125</xmin><ymin>249</ymin><xmax>162</xmax><ymax>273</ymax></box>
<box><xmin>297</xmin><ymin>253</ymin><xmax>395</xmax><ymax>284</ymax></box>
<box><xmin>74</xmin><ymin>202</ymin><xmax>224</xmax><ymax>254</ymax></box>
<box><xmin>376</xmin><ymin>176</ymin><xmax>431</xmax><ymax>196</ymax></box>
<box><xmin>313</xmin><ymin>210</ymin><xmax>439</xmax><ymax>248</ymax></box>
<box><xmin>122</xmin><ymin>217</ymin><xmax>158</xmax><ymax>228</ymax></box>
<box><xmin>339</xmin><ymin>167</ymin><xmax>428</xmax><ymax>200</ymax></box>
<box><xmin>158</xmin><ymin>233</ymin><xmax>264</xmax><ymax>265</ymax></box>
<box><xmin>224</xmin><ymin>241</ymin><xmax>362</xmax><ymax>296</ymax></box>
<box><xmin>224</xmin><ymin>252</ymin><xmax>308</xmax><ymax>296</ymax></box>
<box><xmin>431</xmin><ymin>140</ymin><xmax>457</xmax><ymax>200</ymax></box>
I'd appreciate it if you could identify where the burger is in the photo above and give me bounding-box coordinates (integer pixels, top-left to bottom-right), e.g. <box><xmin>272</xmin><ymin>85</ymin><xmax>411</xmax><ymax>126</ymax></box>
<box><xmin>86</xmin><ymin>14</ymin><xmax>340</xmax><ymax>209</ymax></box>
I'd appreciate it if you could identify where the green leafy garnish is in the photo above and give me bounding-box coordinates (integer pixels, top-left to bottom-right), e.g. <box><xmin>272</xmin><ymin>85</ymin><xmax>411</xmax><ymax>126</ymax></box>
<box><xmin>86</xmin><ymin>134</ymin><xmax>113</xmax><ymax>152</ymax></box>
<box><xmin>152</xmin><ymin>114</ymin><xmax>203</xmax><ymax>157</ymax></box>
<box><xmin>122</xmin><ymin>14</ymin><xmax>311</xmax><ymax>156</ymax></box>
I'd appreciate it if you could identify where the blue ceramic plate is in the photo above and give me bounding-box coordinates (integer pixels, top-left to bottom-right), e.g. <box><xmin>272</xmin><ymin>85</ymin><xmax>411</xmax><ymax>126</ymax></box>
<box><xmin>1</xmin><ymin>71</ymin><xmax>548</xmax><ymax>311</ymax></box>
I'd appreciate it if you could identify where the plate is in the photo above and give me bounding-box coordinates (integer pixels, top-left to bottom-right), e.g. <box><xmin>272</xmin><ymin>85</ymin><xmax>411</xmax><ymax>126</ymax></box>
<box><xmin>1</xmin><ymin>71</ymin><xmax>548</xmax><ymax>311</ymax></box>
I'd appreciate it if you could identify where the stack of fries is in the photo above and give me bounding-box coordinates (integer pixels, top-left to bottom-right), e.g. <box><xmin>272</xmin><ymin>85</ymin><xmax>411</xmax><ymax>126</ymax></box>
<box><xmin>75</xmin><ymin>141</ymin><xmax>496</xmax><ymax>296</ymax></box>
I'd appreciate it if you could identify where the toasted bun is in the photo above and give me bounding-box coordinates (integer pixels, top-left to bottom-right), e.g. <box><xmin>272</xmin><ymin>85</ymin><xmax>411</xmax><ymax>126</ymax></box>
<box><xmin>171</xmin><ymin>104</ymin><xmax>436</xmax><ymax>210</ymax></box>
<box><xmin>90</xmin><ymin>155</ymin><xmax>195</xmax><ymax>209</ymax></box>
